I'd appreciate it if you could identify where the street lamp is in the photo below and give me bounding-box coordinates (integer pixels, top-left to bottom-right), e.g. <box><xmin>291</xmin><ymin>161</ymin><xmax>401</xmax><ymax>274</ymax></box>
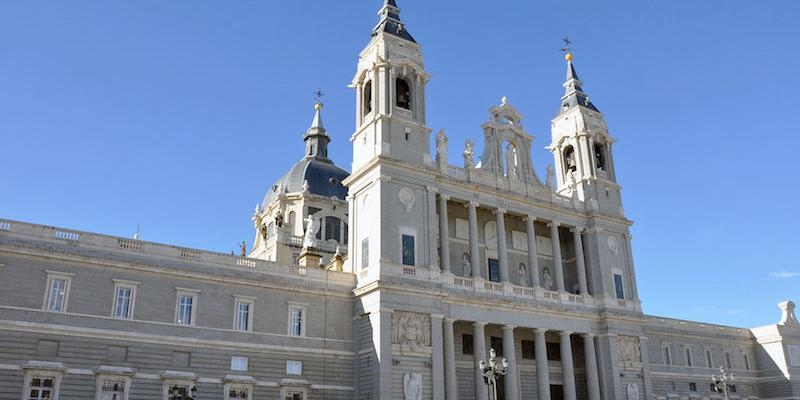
<box><xmin>711</xmin><ymin>366</ymin><xmax>735</xmax><ymax>400</ymax></box>
<box><xmin>479</xmin><ymin>347</ymin><xmax>508</xmax><ymax>400</ymax></box>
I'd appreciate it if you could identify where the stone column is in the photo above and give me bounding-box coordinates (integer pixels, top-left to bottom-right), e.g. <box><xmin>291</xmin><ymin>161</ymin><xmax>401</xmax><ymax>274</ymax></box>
<box><xmin>502</xmin><ymin>325</ymin><xmax>519</xmax><ymax>400</ymax></box>
<box><xmin>473</xmin><ymin>321</ymin><xmax>489</xmax><ymax>400</ymax></box>
<box><xmin>572</xmin><ymin>228</ymin><xmax>588</xmax><ymax>295</ymax></box>
<box><xmin>525</xmin><ymin>216</ymin><xmax>539</xmax><ymax>287</ymax></box>
<box><xmin>560</xmin><ymin>331</ymin><xmax>576</xmax><ymax>400</ymax></box>
<box><xmin>534</xmin><ymin>328</ymin><xmax>551</xmax><ymax>400</ymax></box>
<box><xmin>370</xmin><ymin>309</ymin><xmax>393</xmax><ymax>399</ymax></box>
<box><xmin>468</xmin><ymin>201</ymin><xmax>481</xmax><ymax>279</ymax></box>
<box><xmin>431</xmin><ymin>314</ymin><xmax>445</xmax><ymax>400</ymax></box>
<box><xmin>443</xmin><ymin>318</ymin><xmax>458</xmax><ymax>400</ymax></box>
<box><xmin>640</xmin><ymin>336</ymin><xmax>653</xmax><ymax>400</ymax></box>
<box><xmin>439</xmin><ymin>195</ymin><xmax>451</xmax><ymax>273</ymax></box>
<box><xmin>496</xmin><ymin>208</ymin><xmax>509</xmax><ymax>283</ymax></box>
<box><xmin>549</xmin><ymin>221</ymin><xmax>565</xmax><ymax>291</ymax></box>
<box><xmin>583</xmin><ymin>333</ymin><xmax>601</xmax><ymax>400</ymax></box>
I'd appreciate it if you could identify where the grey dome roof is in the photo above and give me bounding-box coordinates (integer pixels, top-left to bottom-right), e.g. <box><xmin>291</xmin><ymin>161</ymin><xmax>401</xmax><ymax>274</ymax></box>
<box><xmin>261</xmin><ymin>158</ymin><xmax>349</xmax><ymax>208</ymax></box>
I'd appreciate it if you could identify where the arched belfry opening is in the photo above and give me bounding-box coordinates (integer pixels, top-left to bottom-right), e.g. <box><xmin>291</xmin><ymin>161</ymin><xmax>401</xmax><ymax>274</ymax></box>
<box><xmin>594</xmin><ymin>143</ymin><xmax>606</xmax><ymax>170</ymax></box>
<box><xmin>563</xmin><ymin>145</ymin><xmax>576</xmax><ymax>174</ymax></box>
<box><xmin>363</xmin><ymin>80</ymin><xmax>373</xmax><ymax>116</ymax></box>
<box><xmin>396</xmin><ymin>77</ymin><xmax>411</xmax><ymax>110</ymax></box>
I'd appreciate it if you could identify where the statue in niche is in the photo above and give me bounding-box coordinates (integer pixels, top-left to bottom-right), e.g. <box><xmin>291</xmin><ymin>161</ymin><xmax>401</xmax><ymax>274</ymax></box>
<box><xmin>463</xmin><ymin>139</ymin><xmax>475</xmax><ymax>168</ymax></box>
<box><xmin>435</xmin><ymin>129</ymin><xmax>447</xmax><ymax>163</ymax></box>
<box><xmin>392</xmin><ymin>312</ymin><xmax>431</xmax><ymax>348</ymax></box>
<box><xmin>274</xmin><ymin>209</ymin><xmax>283</xmax><ymax>228</ymax></box>
<box><xmin>626</xmin><ymin>383</ymin><xmax>639</xmax><ymax>400</ymax></box>
<box><xmin>505</xmin><ymin>143</ymin><xmax>519</xmax><ymax>179</ymax></box>
<box><xmin>542</xmin><ymin>267</ymin><xmax>554</xmax><ymax>290</ymax></box>
<box><xmin>546</xmin><ymin>164</ymin><xmax>554</xmax><ymax>190</ymax></box>
<box><xmin>259</xmin><ymin>223</ymin><xmax>268</xmax><ymax>241</ymax></box>
<box><xmin>403</xmin><ymin>371</ymin><xmax>423</xmax><ymax>400</ymax></box>
<box><xmin>302</xmin><ymin>216</ymin><xmax>317</xmax><ymax>250</ymax></box>
<box><xmin>565</xmin><ymin>149</ymin><xmax>576</xmax><ymax>172</ymax></box>
<box><xmin>518</xmin><ymin>263</ymin><xmax>528</xmax><ymax>286</ymax></box>
<box><xmin>461</xmin><ymin>252</ymin><xmax>471</xmax><ymax>277</ymax></box>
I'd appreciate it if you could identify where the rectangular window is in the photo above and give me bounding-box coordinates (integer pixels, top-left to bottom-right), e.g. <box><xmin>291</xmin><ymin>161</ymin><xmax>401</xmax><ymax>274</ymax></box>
<box><xmin>521</xmin><ymin>340</ymin><xmax>535</xmax><ymax>360</ymax></box>
<box><xmin>462</xmin><ymin>334</ymin><xmax>473</xmax><ymax>355</ymax></box>
<box><xmin>167</xmin><ymin>384</ymin><xmax>191</xmax><ymax>400</ymax></box>
<box><xmin>99</xmin><ymin>380</ymin><xmax>126</xmax><ymax>400</ymax></box>
<box><xmin>234</xmin><ymin>296</ymin><xmax>254</xmax><ymax>332</ymax></box>
<box><xmin>488</xmin><ymin>258</ymin><xmax>500</xmax><ymax>282</ymax></box>
<box><xmin>44</xmin><ymin>271</ymin><xmax>73</xmax><ymax>312</ymax></box>
<box><xmin>174</xmin><ymin>288</ymin><xmax>199</xmax><ymax>326</ymax></box>
<box><xmin>725</xmin><ymin>352</ymin><xmax>732</xmax><ymax>369</ymax></box>
<box><xmin>288</xmin><ymin>304</ymin><xmax>306</xmax><ymax>337</ymax></box>
<box><xmin>361</xmin><ymin>238</ymin><xmax>369</xmax><ymax>270</ymax></box>
<box><xmin>112</xmin><ymin>280</ymin><xmax>139</xmax><ymax>320</ymax></box>
<box><xmin>285</xmin><ymin>391</ymin><xmax>304</xmax><ymax>400</ymax></box>
<box><xmin>663</xmin><ymin>345</ymin><xmax>672</xmax><ymax>365</ymax></box>
<box><xmin>706</xmin><ymin>349</ymin><xmax>714</xmax><ymax>368</ymax></box>
<box><xmin>744</xmin><ymin>353</ymin><xmax>751</xmax><ymax>370</ymax></box>
<box><xmin>546</xmin><ymin>342</ymin><xmax>561</xmax><ymax>361</ymax></box>
<box><xmin>286</xmin><ymin>360</ymin><xmax>303</xmax><ymax>375</ymax></box>
<box><xmin>231</xmin><ymin>356</ymin><xmax>248</xmax><ymax>371</ymax></box>
<box><xmin>401</xmin><ymin>234</ymin><xmax>415</xmax><ymax>266</ymax></box>
<box><xmin>226</xmin><ymin>387</ymin><xmax>249</xmax><ymax>400</ymax></box>
<box><xmin>29</xmin><ymin>376</ymin><xmax>55</xmax><ymax>400</ymax></box>
<box><xmin>685</xmin><ymin>347</ymin><xmax>693</xmax><ymax>367</ymax></box>
<box><xmin>689</xmin><ymin>382</ymin><xmax>697</xmax><ymax>392</ymax></box>
<box><xmin>613</xmin><ymin>273</ymin><xmax>624</xmax><ymax>299</ymax></box>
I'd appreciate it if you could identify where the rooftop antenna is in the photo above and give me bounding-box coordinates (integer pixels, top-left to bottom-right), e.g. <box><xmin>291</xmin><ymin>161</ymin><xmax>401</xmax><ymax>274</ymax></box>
<box><xmin>133</xmin><ymin>224</ymin><xmax>140</xmax><ymax>240</ymax></box>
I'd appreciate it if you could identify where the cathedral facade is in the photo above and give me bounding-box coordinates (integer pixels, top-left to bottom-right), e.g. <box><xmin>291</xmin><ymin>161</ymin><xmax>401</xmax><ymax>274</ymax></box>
<box><xmin>1</xmin><ymin>1</ymin><xmax>799</xmax><ymax>400</ymax></box>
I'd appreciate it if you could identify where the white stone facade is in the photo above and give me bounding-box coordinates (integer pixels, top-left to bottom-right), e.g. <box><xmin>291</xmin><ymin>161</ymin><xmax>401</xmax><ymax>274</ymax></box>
<box><xmin>0</xmin><ymin>2</ymin><xmax>798</xmax><ymax>400</ymax></box>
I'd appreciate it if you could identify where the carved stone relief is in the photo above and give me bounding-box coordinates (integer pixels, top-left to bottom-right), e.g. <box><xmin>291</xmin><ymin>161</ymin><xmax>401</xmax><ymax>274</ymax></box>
<box><xmin>607</xmin><ymin>236</ymin><xmax>620</xmax><ymax>257</ymax></box>
<box><xmin>398</xmin><ymin>187</ymin><xmax>415</xmax><ymax>214</ymax></box>
<box><xmin>536</xmin><ymin>236</ymin><xmax>552</xmax><ymax>256</ymax></box>
<box><xmin>626</xmin><ymin>383</ymin><xmax>639</xmax><ymax>400</ymax></box>
<box><xmin>403</xmin><ymin>371</ymin><xmax>423</xmax><ymax>400</ymax></box>
<box><xmin>618</xmin><ymin>335</ymin><xmax>641</xmax><ymax>367</ymax></box>
<box><xmin>484</xmin><ymin>221</ymin><xmax>498</xmax><ymax>249</ymax></box>
<box><xmin>511</xmin><ymin>230</ymin><xmax>527</xmax><ymax>250</ymax></box>
<box><xmin>455</xmin><ymin>218</ymin><xmax>469</xmax><ymax>240</ymax></box>
<box><xmin>392</xmin><ymin>311</ymin><xmax>431</xmax><ymax>348</ymax></box>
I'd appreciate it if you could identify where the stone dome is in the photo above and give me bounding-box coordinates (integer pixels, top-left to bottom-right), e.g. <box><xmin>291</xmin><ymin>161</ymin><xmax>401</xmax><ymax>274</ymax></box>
<box><xmin>261</xmin><ymin>157</ymin><xmax>349</xmax><ymax>209</ymax></box>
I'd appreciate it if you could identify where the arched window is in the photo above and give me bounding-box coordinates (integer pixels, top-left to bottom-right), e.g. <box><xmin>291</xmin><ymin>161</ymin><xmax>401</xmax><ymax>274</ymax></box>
<box><xmin>563</xmin><ymin>146</ymin><xmax>576</xmax><ymax>173</ymax></box>
<box><xmin>594</xmin><ymin>143</ymin><xmax>606</xmax><ymax>170</ymax></box>
<box><xmin>363</xmin><ymin>80</ymin><xmax>373</xmax><ymax>116</ymax></box>
<box><xmin>287</xmin><ymin>211</ymin><xmax>296</xmax><ymax>234</ymax></box>
<box><xmin>396</xmin><ymin>78</ymin><xmax>411</xmax><ymax>110</ymax></box>
<box><xmin>324</xmin><ymin>216</ymin><xmax>341</xmax><ymax>242</ymax></box>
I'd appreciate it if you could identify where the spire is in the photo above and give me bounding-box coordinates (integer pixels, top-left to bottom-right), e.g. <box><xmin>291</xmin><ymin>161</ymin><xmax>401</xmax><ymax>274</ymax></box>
<box><xmin>372</xmin><ymin>0</ymin><xmax>416</xmax><ymax>43</ymax></box>
<box><xmin>558</xmin><ymin>52</ymin><xmax>599</xmax><ymax>114</ymax></box>
<box><xmin>303</xmin><ymin>95</ymin><xmax>331</xmax><ymax>162</ymax></box>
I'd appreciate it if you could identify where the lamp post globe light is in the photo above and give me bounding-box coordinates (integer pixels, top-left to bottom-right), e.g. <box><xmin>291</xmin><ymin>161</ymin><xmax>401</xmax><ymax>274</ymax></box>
<box><xmin>712</xmin><ymin>366</ymin><xmax>735</xmax><ymax>400</ymax></box>
<box><xmin>479</xmin><ymin>347</ymin><xmax>508</xmax><ymax>400</ymax></box>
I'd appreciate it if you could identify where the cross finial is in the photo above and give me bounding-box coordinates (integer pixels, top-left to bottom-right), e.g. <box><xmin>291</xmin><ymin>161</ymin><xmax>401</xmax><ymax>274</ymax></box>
<box><xmin>560</xmin><ymin>35</ymin><xmax>573</xmax><ymax>53</ymax></box>
<box><xmin>314</xmin><ymin>88</ymin><xmax>324</xmax><ymax>103</ymax></box>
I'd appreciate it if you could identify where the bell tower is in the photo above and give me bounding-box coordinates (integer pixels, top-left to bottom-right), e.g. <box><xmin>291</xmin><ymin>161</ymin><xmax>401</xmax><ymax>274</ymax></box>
<box><xmin>549</xmin><ymin>52</ymin><xmax>623</xmax><ymax>217</ymax></box>
<box><xmin>350</xmin><ymin>0</ymin><xmax>432</xmax><ymax>171</ymax></box>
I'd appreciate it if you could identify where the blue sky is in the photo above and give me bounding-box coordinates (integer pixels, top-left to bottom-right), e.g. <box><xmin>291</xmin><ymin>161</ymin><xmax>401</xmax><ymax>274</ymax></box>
<box><xmin>1</xmin><ymin>1</ymin><xmax>798</xmax><ymax>328</ymax></box>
